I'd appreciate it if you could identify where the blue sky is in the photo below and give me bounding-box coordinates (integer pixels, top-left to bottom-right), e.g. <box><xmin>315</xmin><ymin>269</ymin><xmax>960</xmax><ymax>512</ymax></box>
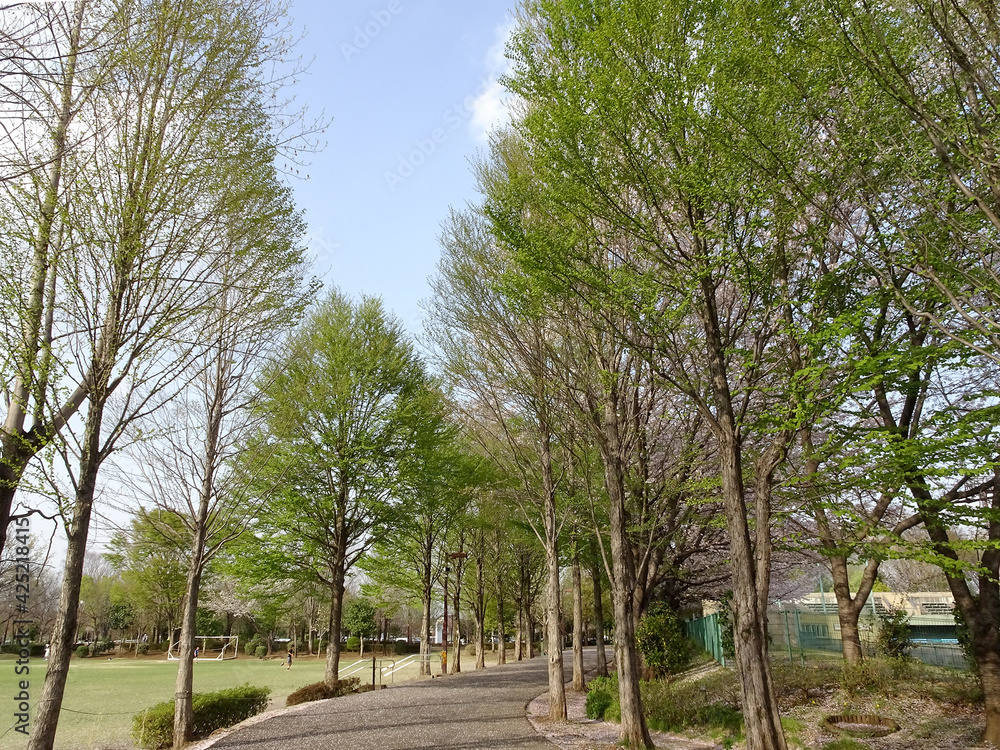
<box><xmin>286</xmin><ymin>0</ymin><xmax>518</xmax><ymax>335</ymax></box>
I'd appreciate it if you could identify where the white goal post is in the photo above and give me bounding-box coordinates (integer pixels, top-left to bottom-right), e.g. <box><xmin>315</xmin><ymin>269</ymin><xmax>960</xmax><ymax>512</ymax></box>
<box><xmin>167</xmin><ymin>635</ymin><xmax>239</xmax><ymax>661</ymax></box>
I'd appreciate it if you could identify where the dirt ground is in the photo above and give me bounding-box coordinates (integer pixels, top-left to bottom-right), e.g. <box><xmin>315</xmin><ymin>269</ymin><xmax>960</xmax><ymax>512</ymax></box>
<box><xmin>527</xmin><ymin>672</ymin><xmax>994</xmax><ymax>750</ymax></box>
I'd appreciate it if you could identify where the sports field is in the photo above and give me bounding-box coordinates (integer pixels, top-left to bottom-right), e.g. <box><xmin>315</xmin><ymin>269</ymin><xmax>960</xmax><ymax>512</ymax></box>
<box><xmin>0</xmin><ymin>651</ymin><xmax>428</xmax><ymax>749</ymax></box>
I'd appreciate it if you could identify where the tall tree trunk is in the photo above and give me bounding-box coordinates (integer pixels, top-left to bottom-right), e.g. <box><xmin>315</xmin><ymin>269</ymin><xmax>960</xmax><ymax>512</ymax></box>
<box><xmin>540</xmin><ymin>426</ymin><xmax>567</xmax><ymax>721</ymax></box>
<box><xmin>324</xmin><ymin>563</ymin><xmax>346</xmax><ymax>685</ymax></box>
<box><xmin>591</xmin><ymin>558</ymin><xmax>608</xmax><ymax>677</ymax></box>
<box><xmin>172</xmin><ymin>555</ymin><xmax>205</xmax><ymax>749</ymax></box>
<box><xmin>28</xmin><ymin>399</ymin><xmax>104</xmax><ymax>750</ymax></box>
<box><xmin>829</xmin><ymin>554</ymin><xmax>880</xmax><ymax>666</ymax></box>
<box><xmin>474</xmin><ymin>550</ymin><xmax>486</xmax><ymax>670</ymax></box>
<box><xmin>698</xmin><ymin>275</ymin><xmax>786</xmax><ymax>750</ymax></box>
<box><xmin>572</xmin><ymin>552</ymin><xmax>585</xmax><ymax>691</ymax></box>
<box><xmin>911</xmin><ymin>478</ymin><xmax>1000</xmax><ymax>745</ymax></box>
<box><xmin>420</xmin><ymin>548</ymin><xmax>433</xmax><ymax>675</ymax></box>
<box><xmin>597</xmin><ymin>392</ymin><xmax>653</xmax><ymax>748</ymax></box>
<box><xmin>496</xmin><ymin>595</ymin><xmax>506</xmax><ymax>665</ymax></box>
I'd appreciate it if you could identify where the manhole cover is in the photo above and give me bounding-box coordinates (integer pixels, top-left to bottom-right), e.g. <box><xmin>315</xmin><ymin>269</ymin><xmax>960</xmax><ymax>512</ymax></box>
<box><xmin>822</xmin><ymin>714</ymin><xmax>900</xmax><ymax>738</ymax></box>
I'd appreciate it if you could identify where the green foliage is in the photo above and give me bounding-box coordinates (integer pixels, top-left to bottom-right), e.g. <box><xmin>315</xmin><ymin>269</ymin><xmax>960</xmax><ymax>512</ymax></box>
<box><xmin>841</xmin><ymin>656</ymin><xmax>915</xmax><ymax>697</ymax></box>
<box><xmin>716</xmin><ymin>592</ymin><xmax>736</xmax><ymax>658</ymax></box>
<box><xmin>821</xmin><ymin>741</ymin><xmax>866</xmax><ymax>750</ymax></box>
<box><xmin>131</xmin><ymin>684</ymin><xmax>270</xmax><ymax>749</ymax></box>
<box><xmin>343</xmin><ymin>598</ymin><xmax>378</xmax><ymax>639</ymax></box>
<box><xmin>137</xmin><ymin>643</ymin><xmax>150</xmax><ymax>655</ymax></box>
<box><xmin>254</xmin><ymin>645</ymin><xmax>267</xmax><ymax>659</ymax></box>
<box><xmin>875</xmin><ymin>608</ymin><xmax>912</xmax><ymax>659</ymax></box>
<box><xmin>75</xmin><ymin>645</ymin><xmax>90</xmax><ymax>658</ymax></box>
<box><xmin>244</xmin><ymin>635</ymin><xmax>262</xmax><ymax>655</ymax></box>
<box><xmin>584</xmin><ymin>675</ymin><xmax>618</xmax><ymax>720</ymax></box>
<box><xmin>641</xmin><ymin>671</ymin><xmax>742</xmax><ymax>734</ymax></box>
<box><xmin>635</xmin><ymin>602</ymin><xmax>691</xmax><ymax>678</ymax></box>
<box><xmin>954</xmin><ymin>605</ymin><xmax>978</xmax><ymax>676</ymax></box>
<box><xmin>109</xmin><ymin>603</ymin><xmax>135</xmax><ymax>632</ymax></box>
<box><xmin>345</xmin><ymin>636</ymin><xmax>361</xmax><ymax>652</ymax></box>
<box><xmin>285</xmin><ymin>678</ymin><xmax>360</xmax><ymax>706</ymax></box>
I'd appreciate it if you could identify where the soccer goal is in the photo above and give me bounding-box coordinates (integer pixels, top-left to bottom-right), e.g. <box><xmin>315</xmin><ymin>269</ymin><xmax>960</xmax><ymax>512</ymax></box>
<box><xmin>167</xmin><ymin>635</ymin><xmax>239</xmax><ymax>661</ymax></box>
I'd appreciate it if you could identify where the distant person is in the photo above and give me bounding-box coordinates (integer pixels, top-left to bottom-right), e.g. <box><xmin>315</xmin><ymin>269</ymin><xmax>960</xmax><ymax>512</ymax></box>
<box><xmin>43</xmin><ymin>644</ymin><xmax>49</xmax><ymax>660</ymax></box>
<box><xmin>193</xmin><ymin>646</ymin><xmax>199</xmax><ymax>659</ymax></box>
<box><xmin>284</xmin><ymin>650</ymin><xmax>292</xmax><ymax>670</ymax></box>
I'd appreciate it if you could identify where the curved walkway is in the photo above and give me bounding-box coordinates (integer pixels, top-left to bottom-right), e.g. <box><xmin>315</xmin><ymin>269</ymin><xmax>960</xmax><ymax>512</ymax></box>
<box><xmin>204</xmin><ymin>649</ymin><xmax>596</xmax><ymax>750</ymax></box>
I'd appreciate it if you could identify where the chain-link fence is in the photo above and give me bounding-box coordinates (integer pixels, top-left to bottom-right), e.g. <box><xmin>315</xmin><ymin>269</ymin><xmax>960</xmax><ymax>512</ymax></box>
<box><xmin>685</xmin><ymin>608</ymin><xmax>968</xmax><ymax>671</ymax></box>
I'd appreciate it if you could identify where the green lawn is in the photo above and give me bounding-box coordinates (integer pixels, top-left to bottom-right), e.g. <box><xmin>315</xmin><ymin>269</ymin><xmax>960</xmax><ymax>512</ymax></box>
<box><xmin>1</xmin><ymin>652</ymin><xmax>425</xmax><ymax>750</ymax></box>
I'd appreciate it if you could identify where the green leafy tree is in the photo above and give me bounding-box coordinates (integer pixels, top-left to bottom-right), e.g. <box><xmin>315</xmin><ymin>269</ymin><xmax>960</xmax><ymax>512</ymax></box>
<box><xmin>343</xmin><ymin>598</ymin><xmax>378</xmax><ymax>656</ymax></box>
<box><xmin>635</xmin><ymin>603</ymin><xmax>690</xmax><ymax>679</ymax></box>
<box><xmin>239</xmin><ymin>289</ymin><xmax>431</xmax><ymax>686</ymax></box>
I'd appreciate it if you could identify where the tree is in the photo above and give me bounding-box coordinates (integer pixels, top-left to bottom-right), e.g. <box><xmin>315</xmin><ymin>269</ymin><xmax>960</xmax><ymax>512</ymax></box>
<box><xmin>241</xmin><ymin>289</ymin><xmax>430</xmax><ymax>685</ymax></box>
<box><xmin>343</xmin><ymin>598</ymin><xmax>378</xmax><ymax>656</ymax></box>
<box><xmin>26</xmin><ymin>1</ymin><xmax>312</xmax><ymax>745</ymax></box>
<box><xmin>428</xmin><ymin>207</ymin><xmax>570</xmax><ymax>720</ymax></box>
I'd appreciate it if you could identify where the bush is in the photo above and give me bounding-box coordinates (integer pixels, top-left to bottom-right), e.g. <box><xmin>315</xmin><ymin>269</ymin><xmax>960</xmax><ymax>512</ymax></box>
<box><xmin>137</xmin><ymin>643</ymin><xmax>150</xmax><ymax>655</ymax></box>
<box><xmin>393</xmin><ymin>640</ymin><xmax>409</xmax><ymax>655</ymax></box>
<box><xmin>245</xmin><ymin>635</ymin><xmax>263</xmax><ymax>656</ymax></box>
<box><xmin>285</xmin><ymin>677</ymin><xmax>361</xmax><ymax>706</ymax></box>
<box><xmin>641</xmin><ymin>672</ymin><xmax>743</xmax><ymax>736</ymax></box>
<box><xmin>254</xmin><ymin>645</ymin><xmax>267</xmax><ymax>659</ymax></box>
<box><xmin>345</xmin><ymin>636</ymin><xmax>361</xmax><ymax>652</ymax></box>
<box><xmin>840</xmin><ymin>656</ymin><xmax>914</xmax><ymax>697</ymax></box>
<box><xmin>585</xmin><ymin>675</ymin><xmax>619</xmax><ymax>720</ymax></box>
<box><xmin>876</xmin><ymin>607</ymin><xmax>911</xmax><ymax>658</ymax></box>
<box><xmin>635</xmin><ymin>603</ymin><xmax>691</xmax><ymax>678</ymax></box>
<box><xmin>954</xmin><ymin>605</ymin><xmax>978</xmax><ymax>675</ymax></box>
<box><xmin>76</xmin><ymin>645</ymin><xmax>89</xmax><ymax>658</ymax></box>
<box><xmin>132</xmin><ymin>684</ymin><xmax>270</xmax><ymax>749</ymax></box>
<box><xmin>97</xmin><ymin>639</ymin><xmax>115</xmax><ymax>654</ymax></box>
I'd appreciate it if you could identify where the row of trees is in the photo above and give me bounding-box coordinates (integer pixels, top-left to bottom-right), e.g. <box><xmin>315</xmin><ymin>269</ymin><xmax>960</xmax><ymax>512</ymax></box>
<box><xmin>414</xmin><ymin>0</ymin><xmax>999</xmax><ymax>748</ymax></box>
<box><xmin>0</xmin><ymin>1</ymin><xmax>317</xmax><ymax>748</ymax></box>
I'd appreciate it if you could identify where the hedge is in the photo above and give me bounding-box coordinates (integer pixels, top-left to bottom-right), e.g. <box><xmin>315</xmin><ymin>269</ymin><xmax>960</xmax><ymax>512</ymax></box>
<box><xmin>132</xmin><ymin>684</ymin><xmax>271</xmax><ymax>749</ymax></box>
<box><xmin>286</xmin><ymin>677</ymin><xmax>360</xmax><ymax>706</ymax></box>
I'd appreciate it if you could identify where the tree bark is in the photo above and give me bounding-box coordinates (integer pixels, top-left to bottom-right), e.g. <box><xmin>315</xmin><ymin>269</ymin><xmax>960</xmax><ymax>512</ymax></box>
<box><xmin>591</xmin><ymin>558</ymin><xmax>608</xmax><ymax>678</ymax></box>
<box><xmin>28</xmin><ymin>399</ymin><xmax>104</xmax><ymax>750</ymax></box>
<box><xmin>324</xmin><ymin>563</ymin><xmax>346</xmax><ymax>685</ymax></box>
<box><xmin>698</xmin><ymin>275</ymin><xmax>786</xmax><ymax>750</ymax></box>
<box><xmin>540</xmin><ymin>424</ymin><xmax>567</xmax><ymax>721</ymax></box>
<box><xmin>572</xmin><ymin>552</ymin><xmax>585</xmax><ymax>691</ymax></box>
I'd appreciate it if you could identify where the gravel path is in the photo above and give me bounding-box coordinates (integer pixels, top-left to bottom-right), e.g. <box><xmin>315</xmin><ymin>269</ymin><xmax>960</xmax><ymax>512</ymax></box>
<box><xmin>201</xmin><ymin>650</ymin><xmax>595</xmax><ymax>750</ymax></box>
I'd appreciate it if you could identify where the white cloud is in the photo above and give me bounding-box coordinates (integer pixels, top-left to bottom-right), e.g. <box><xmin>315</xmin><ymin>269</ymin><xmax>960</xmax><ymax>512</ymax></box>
<box><xmin>469</xmin><ymin>18</ymin><xmax>518</xmax><ymax>144</ymax></box>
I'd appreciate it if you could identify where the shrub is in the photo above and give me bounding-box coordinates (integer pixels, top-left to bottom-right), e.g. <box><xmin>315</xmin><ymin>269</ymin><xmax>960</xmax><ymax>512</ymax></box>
<box><xmin>716</xmin><ymin>591</ymin><xmax>736</xmax><ymax>658</ymax></box>
<box><xmin>254</xmin><ymin>645</ymin><xmax>267</xmax><ymax>659</ymax></box>
<box><xmin>75</xmin><ymin>645</ymin><xmax>89</xmax><ymax>658</ymax></box>
<box><xmin>840</xmin><ymin>656</ymin><xmax>914</xmax><ymax>697</ymax></box>
<box><xmin>641</xmin><ymin>669</ymin><xmax>743</xmax><ymax>734</ymax></box>
<box><xmin>393</xmin><ymin>640</ymin><xmax>409</xmax><ymax>655</ymax></box>
<box><xmin>954</xmin><ymin>605</ymin><xmax>979</xmax><ymax>676</ymax></box>
<box><xmin>97</xmin><ymin>639</ymin><xmax>115</xmax><ymax>654</ymax></box>
<box><xmin>132</xmin><ymin>684</ymin><xmax>270</xmax><ymax>749</ymax></box>
<box><xmin>245</xmin><ymin>635</ymin><xmax>263</xmax><ymax>656</ymax></box>
<box><xmin>585</xmin><ymin>675</ymin><xmax>619</xmax><ymax>720</ymax></box>
<box><xmin>875</xmin><ymin>607</ymin><xmax>911</xmax><ymax>658</ymax></box>
<box><xmin>137</xmin><ymin>643</ymin><xmax>150</xmax><ymax>655</ymax></box>
<box><xmin>286</xmin><ymin>677</ymin><xmax>361</xmax><ymax>706</ymax></box>
<box><xmin>635</xmin><ymin>603</ymin><xmax>691</xmax><ymax>678</ymax></box>
<box><xmin>345</xmin><ymin>636</ymin><xmax>361</xmax><ymax>652</ymax></box>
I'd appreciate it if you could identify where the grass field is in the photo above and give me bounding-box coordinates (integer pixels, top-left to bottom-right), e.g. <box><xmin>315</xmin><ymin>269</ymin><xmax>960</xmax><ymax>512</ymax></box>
<box><xmin>0</xmin><ymin>651</ymin><xmax>427</xmax><ymax>750</ymax></box>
